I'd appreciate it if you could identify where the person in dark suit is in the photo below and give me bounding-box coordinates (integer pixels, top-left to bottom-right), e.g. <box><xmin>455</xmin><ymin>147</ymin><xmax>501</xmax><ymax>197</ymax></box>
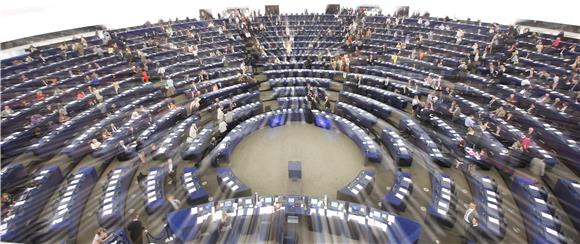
<box><xmin>127</xmin><ymin>213</ymin><xmax>146</xmax><ymax>244</ymax></box>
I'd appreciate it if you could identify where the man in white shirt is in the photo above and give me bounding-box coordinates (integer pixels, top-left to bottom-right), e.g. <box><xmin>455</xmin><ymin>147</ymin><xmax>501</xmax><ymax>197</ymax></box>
<box><xmin>218</xmin><ymin>120</ymin><xmax>228</xmax><ymax>134</ymax></box>
<box><xmin>217</xmin><ymin>107</ymin><xmax>224</xmax><ymax>122</ymax></box>
<box><xmin>131</xmin><ymin>109</ymin><xmax>141</xmax><ymax>120</ymax></box>
<box><xmin>225</xmin><ymin>110</ymin><xmax>233</xmax><ymax>124</ymax></box>
<box><xmin>165</xmin><ymin>78</ymin><xmax>175</xmax><ymax>96</ymax></box>
<box><xmin>157</xmin><ymin>66</ymin><xmax>166</xmax><ymax>77</ymax></box>
<box><xmin>464</xmin><ymin>202</ymin><xmax>479</xmax><ymax>242</ymax></box>
<box><xmin>464</xmin><ymin>202</ymin><xmax>477</xmax><ymax>224</ymax></box>
<box><xmin>187</xmin><ymin>124</ymin><xmax>198</xmax><ymax>143</ymax></box>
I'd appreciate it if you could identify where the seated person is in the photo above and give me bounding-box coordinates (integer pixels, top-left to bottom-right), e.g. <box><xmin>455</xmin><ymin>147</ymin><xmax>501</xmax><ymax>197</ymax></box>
<box><xmin>58</xmin><ymin>113</ymin><xmax>70</xmax><ymax>123</ymax></box>
<box><xmin>167</xmin><ymin>102</ymin><xmax>177</xmax><ymax>110</ymax></box>
<box><xmin>30</xmin><ymin>114</ymin><xmax>43</xmax><ymax>126</ymax></box>
<box><xmin>35</xmin><ymin>91</ymin><xmax>46</xmax><ymax>101</ymax></box>
<box><xmin>493</xmin><ymin>106</ymin><xmax>506</xmax><ymax>118</ymax></box>
<box><xmin>506</xmin><ymin>94</ymin><xmax>518</xmax><ymax>105</ymax></box>
<box><xmin>90</xmin><ymin>139</ymin><xmax>102</xmax><ymax>150</ymax></box>
<box><xmin>505</xmin><ymin>112</ymin><xmax>513</xmax><ymax>121</ymax></box>
<box><xmin>559</xmin><ymin>102</ymin><xmax>569</xmax><ymax>113</ymax></box>
<box><xmin>102</xmin><ymin>129</ymin><xmax>112</xmax><ymax>140</ymax></box>
<box><xmin>527</xmin><ymin>103</ymin><xmax>536</xmax><ymax>113</ymax></box>
<box><xmin>552</xmin><ymin>98</ymin><xmax>562</xmax><ymax>108</ymax></box>
<box><xmin>1</xmin><ymin>106</ymin><xmax>14</xmax><ymax>118</ymax></box>
<box><xmin>464</xmin><ymin>115</ymin><xmax>476</xmax><ymax>128</ymax></box>
<box><xmin>1</xmin><ymin>192</ymin><xmax>14</xmax><ymax>218</ymax></box>
<box><xmin>539</xmin><ymin>93</ymin><xmax>550</xmax><ymax>103</ymax></box>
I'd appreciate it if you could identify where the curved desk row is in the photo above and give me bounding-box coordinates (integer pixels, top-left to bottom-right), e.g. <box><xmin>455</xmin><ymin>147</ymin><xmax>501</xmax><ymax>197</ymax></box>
<box><xmin>0</xmin><ymin>163</ymin><xmax>27</xmax><ymax>191</ymax></box>
<box><xmin>62</xmin><ymin>91</ymin><xmax>163</xmax><ymax>160</ymax></box>
<box><xmin>345</xmin><ymin>82</ymin><xmax>410</xmax><ymax>110</ymax></box>
<box><xmin>216</xmin><ymin>167</ymin><xmax>252</xmax><ymax>198</ymax></box>
<box><xmin>43</xmin><ymin>167</ymin><xmax>97</xmax><ymax>242</ymax></box>
<box><xmin>181</xmin><ymin>126</ymin><xmax>215</xmax><ymax>161</ymax></box>
<box><xmin>399</xmin><ymin>118</ymin><xmax>445</xmax><ymax>164</ymax></box>
<box><xmin>427</xmin><ymin>173</ymin><xmax>457</xmax><ymax>227</ymax></box>
<box><xmin>136</xmin><ymin>107</ymin><xmax>187</xmax><ymax>149</ymax></box>
<box><xmin>268</xmin><ymin>77</ymin><xmax>332</xmax><ymax>88</ymax></box>
<box><xmin>199</xmin><ymin>83</ymin><xmax>253</xmax><ymax>108</ymax></box>
<box><xmin>92</xmin><ymin>98</ymin><xmax>174</xmax><ymax>158</ymax></box>
<box><xmin>145</xmin><ymin>166</ymin><xmax>168</xmax><ymax>214</ymax></box>
<box><xmin>97</xmin><ymin>167</ymin><xmax>133</xmax><ymax>228</ymax></box>
<box><xmin>263</xmin><ymin>69</ymin><xmax>341</xmax><ymax>80</ymax></box>
<box><xmin>202</xmin><ymin>91</ymin><xmax>260</xmax><ymax>114</ymax></box>
<box><xmin>553</xmin><ymin>179</ymin><xmax>580</xmax><ymax>231</ymax></box>
<box><xmin>511</xmin><ymin>176</ymin><xmax>566</xmax><ymax>243</ymax></box>
<box><xmin>277</xmin><ymin>96</ymin><xmax>309</xmax><ymax>109</ymax></box>
<box><xmin>166</xmin><ymin>194</ymin><xmax>421</xmax><ymax>243</ymax></box>
<box><xmin>313</xmin><ymin>111</ymin><xmax>382</xmax><ymax>163</ymax></box>
<box><xmin>466</xmin><ymin>174</ymin><xmax>506</xmax><ymax>240</ymax></box>
<box><xmin>381</xmin><ymin>128</ymin><xmax>413</xmax><ymax>166</ymax></box>
<box><xmin>272</xmin><ymin>86</ymin><xmax>326</xmax><ymax>97</ymax></box>
<box><xmin>383</xmin><ymin>172</ymin><xmax>414</xmax><ymax>211</ymax></box>
<box><xmin>0</xmin><ymin>166</ymin><xmax>63</xmax><ymax>242</ymax></box>
<box><xmin>182</xmin><ymin>167</ymin><xmax>209</xmax><ymax>204</ymax></box>
<box><xmin>339</xmin><ymin>91</ymin><xmax>392</xmax><ymax>121</ymax></box>
<box><xmin>154</xmin><ymin>115</ymin><xmax>200</xmax><ymax>160</ymax></box>
<box><xmin>337</xmin><ymin>170</ymin><xmax>375</xmax><ymax>203</ymax></box>
<box><xmin>335</xmin><ymin>102</ymin><xmax>378</xmax><ymax>129</ymax></box>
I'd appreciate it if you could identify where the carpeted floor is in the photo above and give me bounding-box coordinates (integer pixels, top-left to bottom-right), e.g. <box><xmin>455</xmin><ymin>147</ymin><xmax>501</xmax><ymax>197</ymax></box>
<box><xmin>228</xmin><ymin>123</ymin><xmax>369</xmax><ymax>197</ymax></box>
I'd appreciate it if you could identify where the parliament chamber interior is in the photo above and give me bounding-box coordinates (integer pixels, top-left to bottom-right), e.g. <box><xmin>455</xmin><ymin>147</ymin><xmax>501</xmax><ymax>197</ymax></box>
<box><xmin>1</xmin><ymin>2</ymin><xmax>580</xmax><ymax>244</ymax></box>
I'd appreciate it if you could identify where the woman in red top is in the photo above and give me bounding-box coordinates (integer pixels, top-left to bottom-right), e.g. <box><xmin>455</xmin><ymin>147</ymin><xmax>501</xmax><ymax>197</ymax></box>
<box><xmin>552</xmin><ymin>37</ymin><xmax>561</xmax><ymax>48</ymax></box>
<box><xmin>76</xmin><ymin>91</ymin><xmax>86</xmax><ymax>100</ymax></box>
<box><xmin>521</xmin><ymin>135</ymin><xmax>531</xmax><ymax>151</ymax></box>
<box><xmin>142</xmin><ymin>70</ymin><xmax>149</xmax><ymax>83</ymax></box>
<box><xmin>35</xmin><ymin>91</ymin><xmax>46</xmax><ymax>101</ymax></box>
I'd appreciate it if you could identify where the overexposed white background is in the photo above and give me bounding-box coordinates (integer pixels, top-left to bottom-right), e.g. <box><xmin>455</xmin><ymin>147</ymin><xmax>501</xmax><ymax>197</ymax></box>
<box><xmin>1</xmin><ymin>0</ymin><xmax>579</xmax><ymax>42</ymax></box>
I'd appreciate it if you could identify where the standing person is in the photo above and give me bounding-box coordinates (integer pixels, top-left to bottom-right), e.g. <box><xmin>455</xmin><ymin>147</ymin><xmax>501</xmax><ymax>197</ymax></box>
<box><xmin>322</xmin><ymin>96</ymin><xmax>331</xmax><ymax>112</ymax></box>
<box><xmin>411</xmin><ymin>95</ymin><xmax>422</xmax><ymax>117</ymax></box>
<box><xmin>166</xmin><ymin>158</ymin><xmax>175</xmax><ymax>185</ymax></box>
<box><xmin>92</xmin><ymin>227</ymin><xmax>109</xmax><ymax>244</ymax></box>
<box><xmin>166</xmin><ymin>194</ymin><xmax>181</xmax><ymax>211</ymax></box>
<box><xmin>466</xmin><ymin>217</ymin><xmax>480</xmax><ymax>243</ymax></box>
<box><xmin>217</xmin><ymin>107</ymin><xmax>224</xmax><ymax>122</ymax></box>
<box><xmin>463</xmin><ymin>201</ymin><xmax>480</xmax><ymax>242</ymax></box>
<box><xmin>187</xmin><ymin>123</ymin><xmax>198</xmax><ymax>143</ymax></box>
<box><xmin>127</xmin><ymin>213</ymin><xmax>146</xmax><ymax>244</ymax></box>
<box><xmin>464</xmin><ymin>202</ymin><xmax>477</xmax><ymax>226</ymax></box>
<box><xmin>218</xmin><ymin>120</ymin><xmax>228</xmax><ymax>137</ymax></box>
<box><xmin>112</xmin><ymin>80</ymin><xmax>120</xmax><ymax>94</ymax></box>
<box><xmin>142</xmin><ymin>70</ymin><xmax>149</xmax><ymax>83</ymax></box>
<box><xmin>165</xmin><ymin>77</ymin><xmax>175</xmax><ymax>97</ymax></box>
